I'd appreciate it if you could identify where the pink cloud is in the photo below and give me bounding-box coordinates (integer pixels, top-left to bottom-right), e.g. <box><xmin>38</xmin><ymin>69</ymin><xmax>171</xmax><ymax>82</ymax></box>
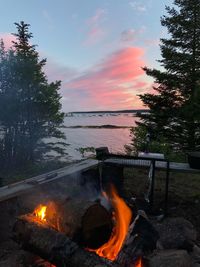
<box><xmin>97</xmin><ymin>47</ymin><xmax>144</xmax><ymax>81</ymax></box>
<box><xmin>87</xmin><ymin>8</ymin><xmax>106</xmax><ymax>25</ymax></box>
<box><xmin>84</xmin><ymin>26</ymin><xmax>105</xmax><ymax>45</ymax></box>
<box><xmin>0</xmin><ymin>33</ymin><xmax>16</xmax><ymax>50</ymax></box>
<box><xmin>84</xmin><ymin>9</ymin><xmax>107</xmax><ymax>45</ymax></box>
<box><xmin>61</xmin><ymin>47</ymin><xmax>153</xmax><ymax>111</ymax></box>
<box><xmin>67</xmin><ymin>47</ymin><xmax>145</xmax><ymax>89</ymax></box>
<box><xmin>44</xmin><ymin>57</ymin><xmax>78</xmax><ymax>82</ymax></box>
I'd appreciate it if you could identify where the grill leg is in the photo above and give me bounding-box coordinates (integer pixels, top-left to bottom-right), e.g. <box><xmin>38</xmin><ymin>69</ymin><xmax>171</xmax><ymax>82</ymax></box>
<box><xmin>149</xmin><ymin>160</ymin><xmax>155</xmax><ymax>210</ymax></box>
<box><xmin>164</xmin><ymin>161</ymin><xmax>170</xmax><ymax>216</ymax></box>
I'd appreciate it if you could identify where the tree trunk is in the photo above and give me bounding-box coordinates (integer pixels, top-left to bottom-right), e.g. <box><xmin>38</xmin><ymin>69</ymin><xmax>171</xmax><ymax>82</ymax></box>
<box><xmin>13</xmin><ymin>214</ymin><xmax>119</xmax><ymax>267</ymax></box>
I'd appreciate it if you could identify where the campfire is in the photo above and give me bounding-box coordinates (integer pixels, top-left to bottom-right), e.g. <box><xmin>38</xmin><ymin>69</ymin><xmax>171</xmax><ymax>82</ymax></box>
<box><xmin>33</xmin><ymin>185</ymin><xmax>133</xmax><ymax>262</ymax></box>
<box><xmin>34</xmin><ymin>204</ymin><xmax>47</xmax><ymax>222</ymax></box>
<box><xmin>88</xmin><ymin>185</ymin><xmax>132</xmax><ymax>261</ymax></box>
<box><xmin>12</xmin><ymin>185</ymin><xmax>155</xmax><ymax>267</ymax></box>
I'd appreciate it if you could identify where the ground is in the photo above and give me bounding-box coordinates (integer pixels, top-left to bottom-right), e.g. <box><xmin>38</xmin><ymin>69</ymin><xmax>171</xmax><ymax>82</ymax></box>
<box><xmin>123</xmin><ymin>167</ymin><xmax>200</xmax><ymax>245</ymax></box>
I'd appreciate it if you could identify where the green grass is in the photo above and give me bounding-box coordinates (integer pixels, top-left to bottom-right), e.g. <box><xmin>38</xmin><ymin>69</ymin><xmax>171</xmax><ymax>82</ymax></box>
<box><xmin>124</xmin><ymin>167</ymin><xmax>200</xmax><ymax>200</ymax></box>
<box><xmin>123</xmin><ymin>167</ymin><xmax>200</xmax><ymax>243</ymax></box>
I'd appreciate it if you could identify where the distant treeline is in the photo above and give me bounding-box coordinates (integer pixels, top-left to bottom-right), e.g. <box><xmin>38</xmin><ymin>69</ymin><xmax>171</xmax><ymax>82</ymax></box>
<box><xmin>65</xmin><ymin>125</ymin><xmax>131</xmax><ymax>129</ymax></box>
<box><xmin>67</xmin><ymin>109</ymin><xmax>149</xmax><ymax>115</ymax></box>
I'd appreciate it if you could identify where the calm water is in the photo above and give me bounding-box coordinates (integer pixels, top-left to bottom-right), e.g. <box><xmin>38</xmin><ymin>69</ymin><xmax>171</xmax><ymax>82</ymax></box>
<box><xmin>63</xmin><ymin>113</ymin><xmax>137</xmax><ymax>160</ymax></box>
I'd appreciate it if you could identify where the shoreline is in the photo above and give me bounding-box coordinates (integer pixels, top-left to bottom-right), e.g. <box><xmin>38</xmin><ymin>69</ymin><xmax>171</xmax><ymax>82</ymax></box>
<box><xmin>65</xmin><ymin>124</ymin><xmax>131</xmax><ymax>129</ymax></box>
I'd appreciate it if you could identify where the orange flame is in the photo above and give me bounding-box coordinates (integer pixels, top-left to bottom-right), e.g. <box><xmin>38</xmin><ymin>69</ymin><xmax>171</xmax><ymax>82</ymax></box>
<box><xmin>34</xmin><ymin>258</ymin><xmax>56</xmax><ymax>267</ymax></box>
<box><xmin>34</xmin><ymin>204</ymin><xmax>47</xmax><ymax>221</ymax></box>
<box><xmin>135</xmin><ymin>258</ymin><xmax>142</xmax><ymax>267</ymax></box>
<box><xmin>92</xmin><ymin>185</ymin><xmax>132</xmax><ymax>261</ymax></box>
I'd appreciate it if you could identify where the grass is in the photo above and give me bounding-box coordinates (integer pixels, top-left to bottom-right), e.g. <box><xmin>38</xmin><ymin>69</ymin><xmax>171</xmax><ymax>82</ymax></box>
<box><xmin>123</xmin><ymin>167</ymin><xmax>200</xmax><ymax>243</ymax></box>
<box><xmin>124</xmin><ymin>167</ymin><xmax>200</xmax><ymax>201</ymax></box>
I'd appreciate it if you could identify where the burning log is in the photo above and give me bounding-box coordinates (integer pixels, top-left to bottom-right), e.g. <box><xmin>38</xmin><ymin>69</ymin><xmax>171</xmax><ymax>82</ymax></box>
<box><xmin>43</xmin><ymin>199</ymin><xmax>113</xmax><ymax>248</ymax></box>
<box><xmin>87</xmin><ymin>185</ymin><xmax>133</xmax><ymax>262</ymax></box>
<box><xmin>12</xmin><ymin>192</ymin><xmax>157</xmax><ymax>267</ymax></box>
<box><xmin>117</xmin><ymin>210</ymin><xmax>159</xmax><ymax>267</ymax></box>
<box><xmin>13</xmin><ymin>214</ymin><xmax>119</xmax><ymax>267</ymax></box>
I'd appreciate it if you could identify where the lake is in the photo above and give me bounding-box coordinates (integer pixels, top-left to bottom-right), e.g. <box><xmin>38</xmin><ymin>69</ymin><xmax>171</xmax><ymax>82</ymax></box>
<box><xmin>63</xmin><ymin>113</ymin><xmax>137</xmax><ymax>160</ymax></box>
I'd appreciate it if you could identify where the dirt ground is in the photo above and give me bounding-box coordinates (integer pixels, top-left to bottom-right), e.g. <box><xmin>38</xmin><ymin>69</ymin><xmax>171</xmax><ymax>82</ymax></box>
<box><xmin>123</xmin><ymin>167</ymin><xmax>200</xmax><ymax>244</ymax></box>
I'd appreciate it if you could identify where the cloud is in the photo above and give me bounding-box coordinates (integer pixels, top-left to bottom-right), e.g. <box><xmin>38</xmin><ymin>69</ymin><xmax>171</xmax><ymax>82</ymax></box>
<box><xmin>44</xmin><ymin>58</ymin><xmax>78</xmax><ymax>83</ymax></box>
<box><xmin>120</xmin><ymin>26</ymin><xmax>146</xmax><ymax>44</ymax></box>
<box><xmin>0</xmin><ymin>33</ymin><xmax>16</xmax><ymax>50</ymax></box>
<box><xmin>87</xmin><ymin>8</ymin><xmax>106</xmax><ymax>25</ymax></box>
<box><xmin>129</xmin><ymin>1</ymin><xmax>147</xmax><ymax>12</ymax></box>
<box><xmin>67</xmin><ymin>47</ymin><xmax>144</xmax><ymax>87</ymax></box>
<box><xmin>84</xmin><ymin>9</ymin><xmax>107</xmax><ymax>45</ymax></box>
<box><xmin>60</xmin><ymin>47</ymin><xmax>152</xmax><ymax>111</ymax></box>
<box><xmin>42</xmin><ymin>10</ymin><xmax>54</xmax><ymax>30</ymax></box>
<box><xmin>121</xmin><ymin>29</ymin><xmax>136</xmax><ymax>42</ymax></box>
<box><xmin>0</xmin><ymin>34</ymin><xmax>152</xmax><ymax>111</ymax></box>
<box><xmin>85</xmin><ymin>26</ymin><xmax>105</xmax><ymax>45</ymax></box>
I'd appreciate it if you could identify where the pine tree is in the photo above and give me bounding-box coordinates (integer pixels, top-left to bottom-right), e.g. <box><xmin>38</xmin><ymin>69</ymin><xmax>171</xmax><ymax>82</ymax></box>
<box><xmin>0</xmin><ymin>21</ymin><xmax>67</xmax><ymax>169</ymax></box>
<box><xmin>0</xmin><ymin>40</ymin><xmax>19</xmax><ymax>167</ymax></box>
<box><xmin>136</xmin><ymin>0</ymin><xmax>200</xmax><ymax>152</ymax></box>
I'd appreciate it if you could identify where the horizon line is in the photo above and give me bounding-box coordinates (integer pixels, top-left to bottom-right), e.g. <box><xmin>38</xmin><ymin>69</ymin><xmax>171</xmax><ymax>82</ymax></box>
<box><xmin>66</xmin><ymin>108</ymin><xmax>149</xmax><ymax>114</ymax></box>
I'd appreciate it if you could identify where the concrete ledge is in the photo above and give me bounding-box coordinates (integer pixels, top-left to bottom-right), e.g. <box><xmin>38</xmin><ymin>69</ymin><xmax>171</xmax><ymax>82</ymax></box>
<box><xmin>0</xmin><ymin>159</ymin><xmax>98</xmax><ymax>202</ymax></box>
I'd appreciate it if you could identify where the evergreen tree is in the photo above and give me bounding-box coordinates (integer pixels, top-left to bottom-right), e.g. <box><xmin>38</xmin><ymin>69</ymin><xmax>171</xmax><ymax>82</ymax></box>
<box><xmin>0</xmin><ymin>40</ymin><xmax>19</xmax><ymax>167</ymax></box>
<box><xmin>136</xmin><ymin>0</ymin><xmax>200</xmax><ymax>152</ymax></box>
<box><xmin>0</xmin><ymin>21</ymin><xmax>66</xmax><ymax>169</ymax></box>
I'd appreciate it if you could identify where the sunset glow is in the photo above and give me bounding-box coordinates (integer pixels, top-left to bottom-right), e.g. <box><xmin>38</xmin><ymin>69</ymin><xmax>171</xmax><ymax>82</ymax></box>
<box><xmin>0</xmin><ymin>0</ymin><xmax>169</xmax><ymax>111</ymax></box>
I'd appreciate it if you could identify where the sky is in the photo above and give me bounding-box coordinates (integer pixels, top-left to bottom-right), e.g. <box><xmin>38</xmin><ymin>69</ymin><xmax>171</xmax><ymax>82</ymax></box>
<box><xmin>0</xmin><ymin>0</ymin><xmax>173</xmax><ymax>112</ymax></box>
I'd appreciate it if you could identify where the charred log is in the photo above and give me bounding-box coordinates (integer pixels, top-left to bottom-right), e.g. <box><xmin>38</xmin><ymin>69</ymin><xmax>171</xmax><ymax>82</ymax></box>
<box><xmin>13</xmin><ymin>214</ymin><xmax>119</xmax><ymax>267</ymax></box>
<box><xmin>44</xmin><ymin>199</ymin><xmax>112</xmax><ymax>249</ymax></box>
<box><xmin>117</xmin><ymin>211</ymin><xmax>159</xmax><ymax>266</ymax></box>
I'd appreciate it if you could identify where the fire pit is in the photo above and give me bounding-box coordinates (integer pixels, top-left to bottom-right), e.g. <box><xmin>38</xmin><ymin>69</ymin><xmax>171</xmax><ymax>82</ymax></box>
<box><xmin>0</xmin><ymin>160</ymin><xmax>199</xmax><ymax>267</ymax></box>
<box><xmin>13</xmin><ymin>185</ymin><xmax>152</xmax><ymax>267</ymax></box>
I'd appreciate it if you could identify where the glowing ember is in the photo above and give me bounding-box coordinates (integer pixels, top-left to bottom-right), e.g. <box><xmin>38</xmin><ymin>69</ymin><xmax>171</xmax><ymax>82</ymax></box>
<box><xmin>34</xmin><ymin>204</ymin><xmax>47</xmax><ymax>221</ymax></box>
<box><xmin>91</xmin><ymin>185</ymin><xmax>132</xmax><ymax>261</ymax></box>
<box><xmin>135</xmin><ymin>258</ymin><xmax>142</xmax><ymax>267</ymax></box>
<box><xmin>34</xmin><ymin>258</ymin><xmax>56</xmax><ymax>267</ymax></box>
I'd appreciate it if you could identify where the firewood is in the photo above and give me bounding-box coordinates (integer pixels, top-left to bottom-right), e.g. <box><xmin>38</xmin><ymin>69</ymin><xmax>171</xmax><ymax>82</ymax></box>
<box><xmin>117</xmin><ymin>210</ymin><xmax>159</xmax><ymax>266</ymax></box>
<box><xmin>13</xmin><ymin>214</ymin><xmax>119</xmax><ymax>267</ymax></box>
<box><xmin>45</xmin><ymin>199</ymin><xmax>113</xmax><ymax>248</ymax></box>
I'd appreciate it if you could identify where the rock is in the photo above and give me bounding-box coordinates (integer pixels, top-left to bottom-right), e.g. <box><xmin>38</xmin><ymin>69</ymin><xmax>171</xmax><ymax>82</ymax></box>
<box><xmin>154</xmin><ymin>217</ymin><xmax>197</xmax><ymax>250</ymax></box>
<box><xmin>190</xmin><ymin>245</ymin><xmax>200</xmax><ymax>264</ymax></box>
<box><xmin>148</xmin><ymin>250</ymin><xmax>191</xmax><ymax>267</ymax></box>
<box><xmin>0</xmin><ymin>240</ymin><xmax>47</xmax><ymax>267</ymax></box>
